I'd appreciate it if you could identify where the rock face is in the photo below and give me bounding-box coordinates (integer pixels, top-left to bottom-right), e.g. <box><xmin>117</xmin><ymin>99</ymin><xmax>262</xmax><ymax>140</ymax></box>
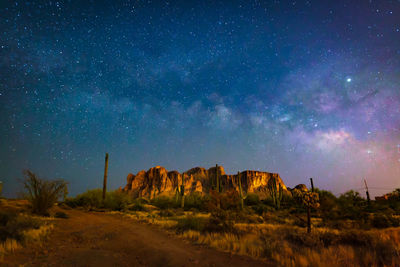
<box><xmin>123</xmin><ymin>165</ymin><xmax>287</xmax><ymax>199</ymax></box>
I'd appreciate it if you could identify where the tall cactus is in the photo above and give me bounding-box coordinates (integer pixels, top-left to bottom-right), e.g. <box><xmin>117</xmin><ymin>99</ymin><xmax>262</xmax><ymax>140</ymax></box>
<box><xmin>180</xmin><ymin>173</ymin><xmax>185</xmax><ymax>208</ymax></box>
<box><xmin>268</xmin><ymin>177</ymin><xmax>283</xmax><ymax>209</ymax></box>
<box><xmin>278</xmin><ymin>184</ymin><xmax>283</xmax><ymax>209</ymax></box>
<box><xmin>175</xmin><ymin>174</ymin><xmax>180</xmax><ymax>204</ymax></box>
<box><xmin>238</xmin><ymin>172</ymin><xmax>244</xmax><ymax>210</ymax></box>
<box><xmin>215</xmin><ymin>164</ymin><xmax>220</xmax><ymax>193</ymax></box>
<box><xmin>102</xmin><ymin>153</ymin><xmax>109</xmax><ymax>202</ymax></box>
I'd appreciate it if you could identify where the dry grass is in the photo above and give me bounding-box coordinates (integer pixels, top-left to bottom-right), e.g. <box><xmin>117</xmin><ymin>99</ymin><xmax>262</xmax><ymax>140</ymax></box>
<box><xmin>122</xmin><ymin>209</ymin><xmax>400</xmax><ymax>267</ymax></box>
<box><xmin>0</xmin><ymin>200</ymin><xmax>55</xmax><ymax>261</ymax></box>
<box><xmin>0</xmin><ymin>223</ymin><xmax>53</xmax><ymax>262</ymax></box>
<box><xmin>180</xmin><ymin>224</ymin><xmax>400</xmax><ymax>266</ymax></box>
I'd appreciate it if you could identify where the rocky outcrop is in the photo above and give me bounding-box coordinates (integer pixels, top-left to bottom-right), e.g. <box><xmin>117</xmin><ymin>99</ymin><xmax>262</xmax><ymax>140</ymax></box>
<box><xmin>123</xmin><ymin>165</ymin><xmax>287</xmax><ymax>199</ymax></box>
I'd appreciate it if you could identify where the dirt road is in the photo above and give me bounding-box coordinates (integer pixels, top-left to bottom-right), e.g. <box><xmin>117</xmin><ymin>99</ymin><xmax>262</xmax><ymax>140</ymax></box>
<box><xmin>4</xmin><ymin>209</ymin><xmax>269</xmax><ymax>267</ymax></box>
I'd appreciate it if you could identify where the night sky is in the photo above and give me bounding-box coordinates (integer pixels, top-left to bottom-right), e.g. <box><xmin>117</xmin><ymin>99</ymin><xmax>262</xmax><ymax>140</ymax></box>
<box><xmin>1</xmin><ymin>0</ymin><xmax>400</xmax><ymax>198</ymax></box>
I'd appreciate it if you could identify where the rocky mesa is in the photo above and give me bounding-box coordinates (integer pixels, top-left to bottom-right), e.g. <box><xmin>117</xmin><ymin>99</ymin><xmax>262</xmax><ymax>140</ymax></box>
<box><xmin>123</xmin><ymin>165</ymin><xmax>287</xmax><ymax>199</ymax></box>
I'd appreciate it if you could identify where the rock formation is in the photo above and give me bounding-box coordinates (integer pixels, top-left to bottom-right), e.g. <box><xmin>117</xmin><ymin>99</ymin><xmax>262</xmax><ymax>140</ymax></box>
<box><xmin>123</xmin><ymin>165</ymin><xmax>287</xmax><ymax>199</ymax></box>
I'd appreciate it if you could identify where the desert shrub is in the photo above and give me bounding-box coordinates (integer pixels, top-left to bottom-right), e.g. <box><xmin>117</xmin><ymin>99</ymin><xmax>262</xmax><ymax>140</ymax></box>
<box><xmin>184</xmin><ymin>193</ymin><xmax>207</xmax><ymax>210</ymax></box>
<box><xmin>206</xmin><ymin>189</ymin><xmax>241</xmax><ymax>211</ymax></box>
<box><xmin>66</xmin><ymin>189</ymin><xmax>103</xmax><ymax>209</ymax></box>
<box><xmin>252</xmin><ymin>203</ymin><xmax>274</xmax><ymax>215</ymax></box>
<box><xmin>54</xmin><ymin>211</ymin><xmax>69</xmax><ymax>219</ymax></box>
<box><xmin>262</xmin><ymin>196</ymin><xmax>276</xmax><ymax>208</ymax></box>
<box><xmin>65</xmin><ymin>189</ymin><xmax>133</xmax><ymax>211</ymax></box>
<box><xmin>204</xmin><ymin>210</ymin><xmax>236</xmax><ymax>233</ymax></box>
<box><xmin>0</xmin><ymin>211</ymin><xmax>42</xmax><ymax>242</ymax></box>
<box><xmin>158</xmin><ymin>209</ymin><xmax>176</xmax><ymax>217</ymax></box>
<box><xmin>284</xmin><ymin>230</ymin><xmax>323</xmax><ymax>247</ymax></box>
<box><xmin>22</xmin><ymin>170</ymin><xmax>68</xmax><ymax>216</ymax></box>
<box><xmin>315</xmin><ymin>188</ymin><xmax>338</xmax><ymax>217</ymax></box>
<box><xmin>104</xmin><ymin>190</ymin><xmax>132</xmax><ymax>210</ymax></box>
<box><xmin>370</xmin><ymin>213</ymin><xmax>400</xmax><ymax>228</ymax></box>
<box><xmin>231</xmin><ymin>211</ymin><xmax>264</xmax><ymax>224</ymax></box>
<box><xmin>176</xmin><ymin>215</ymin><xmax>207</xmax><ymax>232</ymax></box>
<box><xmin>127</xmin><ymin>202</ymin><xmax>145</xmax><ymax>211</ymax></box>
<box><xmin>151</xmin><ymin>196</ymin><xmax>176</xmax><ymax>209</ymax></box>
<box><xmin>244</xmin><ymin>193</ymin><xmax>260</xmax><ymax>206</ymax></box>
<box><xmin>137</xmin><ymin>198</ymin><xmax>149</xmax><ymax>204</ymax></box>
<box><xmin>337</xmin><ymin>190</ymin><xmax>366</xmax><ymax>219</ymax></box>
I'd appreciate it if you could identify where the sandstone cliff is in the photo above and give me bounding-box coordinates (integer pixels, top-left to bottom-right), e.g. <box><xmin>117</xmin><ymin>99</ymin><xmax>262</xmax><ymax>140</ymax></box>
<box><xmin>123</xmin><ymin>165</ymin><xmax>287</xmax><ymax>199</ymax></box>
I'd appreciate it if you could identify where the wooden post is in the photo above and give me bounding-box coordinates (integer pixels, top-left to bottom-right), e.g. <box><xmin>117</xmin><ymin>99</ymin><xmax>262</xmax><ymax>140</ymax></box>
<box><xmin>102</xmin><ymin>153</ymin><xmax>109</xmax><ymax>202</ymax></box>
<box><xmin>364</xmin><ymin>179</ymin><xmax>370</xmax><ymax>205</ymax></box>
<box><xmin>310</xmin><ymin>178</ymin><xmax>314</xmax><ymax>192</ymax></box>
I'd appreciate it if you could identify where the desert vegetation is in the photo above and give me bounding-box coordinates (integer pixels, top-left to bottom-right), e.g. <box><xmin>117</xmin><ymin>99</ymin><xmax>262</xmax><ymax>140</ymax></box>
<box><xmin>21</xmin><ymin>170</ymin><xmax>68</xmax><ymax>216</ymax></box>
<box><xmin>0</xmin><ymin>170</ymin><xmax>67</xmax><ymax>260</ymax></box>
<box><xmin>0</xmin><ymin>200</ymin><xmax>54</xmax><ymax>261</ymax></box>
<box><xmin>64</xmin><ymin>186</ymin><xmax>400</xmax><ymax>266</ymax></box>
<box><xmin>2</xmin><ymin>169</ymin><xmax>400</xmax><ymax>266</ymax></box>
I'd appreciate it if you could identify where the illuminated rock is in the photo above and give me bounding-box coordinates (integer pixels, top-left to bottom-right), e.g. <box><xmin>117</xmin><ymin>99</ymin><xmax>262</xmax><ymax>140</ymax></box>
<box><xmin>123</xmin><ymin>165</ymin><xmax>287</xmax><ymax>199</ymax></box>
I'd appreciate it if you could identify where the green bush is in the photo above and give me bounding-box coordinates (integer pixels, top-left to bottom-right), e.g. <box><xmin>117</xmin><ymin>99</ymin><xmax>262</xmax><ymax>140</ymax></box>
<box><xmin>252</xmin><ymin>203</ymin><xmax>274</xmax><ymax>215</ymax></box>
<box><xmin>65</xmin><ymin>189</ymin><xmax>103</xmax><ymax>209</ymax></box>
<box><xmin>176</xmin><ymin>215</ymin><xmax>207</xmax><ymax>232</ymax></box>
<box><xmin>127</xmin><ymin>202</ymin><xmax>145</xmax><ymax>211</ymax></box>
<box><xmin>151</xmin><ymin>196</ymin><xmax>176</xmax><ymax>209</ymax></box>
<box><xmin>22</xmin><ymin>170</ymin><xmax>68</xmax><ymax>216</ymax></box>
<box><xmin>183</xmin><ymin>193</ymin><xmax>207</xmax><ymax>210</ymax></box>
<box><xmin>245</xmin><ymin>193</ymin><xmax>260</xmax><ymax>206</ymax></box>
<box><xmin>104</xmin><ymin>190</ymin><xmax>131</xmax><ymax>210</ymax></box>
<box><xmin>65</xmin><ymin>189</ymin><xmax>133</xmax><ymax>211</ymax></box>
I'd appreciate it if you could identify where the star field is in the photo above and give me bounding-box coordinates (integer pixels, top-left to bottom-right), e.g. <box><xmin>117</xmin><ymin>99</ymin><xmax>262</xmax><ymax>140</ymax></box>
<box><xmin>1</xmin><ymin>0</ymin><xmax>400</xmax><ymax>197</ymax></box>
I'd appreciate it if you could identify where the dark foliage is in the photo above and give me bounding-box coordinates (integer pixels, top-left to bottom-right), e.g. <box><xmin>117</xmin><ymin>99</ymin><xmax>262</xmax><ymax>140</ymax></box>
<box><xmin>54</xmin><ymin>211</ymin><xmax>69</xmax><ymax>219</ymax></box>
<box><xmin>204</xmin><ymin>210</ymin><xmax>236</xmax><ymax>233</ymax></box>
<box><xmin>176</xmin><ymin>215</ymin><xmax>207</xmax><ymax>232</ymax></box>
<box><xmin>245</xmin><ymin>193</ymin><xmax>260</xmax><ymax>206</ymax></box>
<box><xmin>22</xmin><ymin>170</ymin><xmax>68</xmax><ymax>216</ymax></box>
<box><xmin>0</xmin><ymin>211</ymin><xmax>42</xmax><ymax>242</ymax></box>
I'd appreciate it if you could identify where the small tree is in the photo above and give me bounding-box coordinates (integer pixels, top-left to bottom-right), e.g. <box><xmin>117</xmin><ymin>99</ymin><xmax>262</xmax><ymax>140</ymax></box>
<box><xmin>22</xmin><ymin>170</ymin><xmax>68</xmax><ymax>216</ymax></box>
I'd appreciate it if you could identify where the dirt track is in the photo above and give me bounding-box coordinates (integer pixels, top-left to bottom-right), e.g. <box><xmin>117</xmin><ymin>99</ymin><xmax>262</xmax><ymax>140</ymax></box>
<box><xmin>4</xmin><ymin>209</ymin><xmax>269</xmax><ymax>267</ymax></box>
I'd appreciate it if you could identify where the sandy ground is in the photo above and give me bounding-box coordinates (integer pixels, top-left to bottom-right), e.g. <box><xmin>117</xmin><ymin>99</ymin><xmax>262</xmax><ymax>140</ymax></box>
<box><xmin>4</xmin><ymin>208</ymin><xmax>270</xmax><ymax>267</ymax></box>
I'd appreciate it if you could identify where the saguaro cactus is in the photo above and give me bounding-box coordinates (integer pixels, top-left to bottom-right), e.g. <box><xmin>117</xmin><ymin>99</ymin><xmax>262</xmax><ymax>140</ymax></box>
<box><xmin>238</xmin><ymin>171</ymin><xmax>244</xmax><ymax>210</ymax></box>
<box><xmin>215</xmin><ymin>164</ymin><xmax>220</xmax><ymax>193</ymax></box>
<box><xmin>175</xmin><ymin>184</ymin><xmax>180</xmax><ymax>203</ymax></box>
<box><xmin>292</xmin><ymin>189</ymin><xmax>320</xmax><ymax>233</ymax></box>
<box><xmin>180</xmin><ymin>173</ymin><xmax>185</xmax><ymax>208</ymax></box>
<box><xmin>102</xmin><ymin>153</ymin><xmax>109</xmax><ymax>202</ymax></box>
<box><xmin>268</xmin><ymin>177</ymin><xmax>283</xmax><ymax>209</ymax></box>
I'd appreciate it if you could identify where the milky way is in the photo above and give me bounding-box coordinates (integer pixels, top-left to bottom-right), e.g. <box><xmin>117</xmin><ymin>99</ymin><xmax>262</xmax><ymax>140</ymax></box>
<box><xmin>1</xmin><ymin>1</ymin><xmax>399</xmax><ymax>197</ymax></box>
